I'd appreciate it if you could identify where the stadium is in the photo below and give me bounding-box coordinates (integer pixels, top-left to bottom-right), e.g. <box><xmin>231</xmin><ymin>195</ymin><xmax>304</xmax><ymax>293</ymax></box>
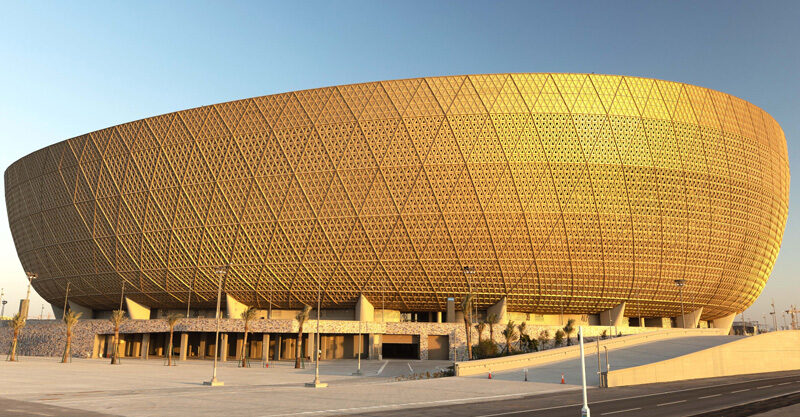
<box><xmin>5</xmin><ymin>74</ymin><xmax>789</xmax><ymax>353</ymax></box>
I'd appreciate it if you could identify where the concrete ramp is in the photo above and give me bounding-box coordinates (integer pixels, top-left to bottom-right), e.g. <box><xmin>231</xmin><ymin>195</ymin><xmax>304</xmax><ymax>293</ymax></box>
<box><xmin>475</xmin><ymin>335</ymin><xmax>742</xmax><ymax>386</ymax></box>
<box><xmin>606</xmin><ymin>330</ymin><xmax>800</xmax><ymax>386</ymax></box>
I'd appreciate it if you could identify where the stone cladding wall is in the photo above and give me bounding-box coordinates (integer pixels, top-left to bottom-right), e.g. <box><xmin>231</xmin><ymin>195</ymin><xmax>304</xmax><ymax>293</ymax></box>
<box><xmin>1</xmin><ymin>318</ymin><xmax>659</xmax><ymax>360</ymax></box>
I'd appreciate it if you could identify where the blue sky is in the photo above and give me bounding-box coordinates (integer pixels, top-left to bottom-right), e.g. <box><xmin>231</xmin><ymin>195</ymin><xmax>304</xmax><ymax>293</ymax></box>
<box><xmin>0</xmin><ymin>1</ymin><xmax>797</xmax><ymax>325</ymax></box>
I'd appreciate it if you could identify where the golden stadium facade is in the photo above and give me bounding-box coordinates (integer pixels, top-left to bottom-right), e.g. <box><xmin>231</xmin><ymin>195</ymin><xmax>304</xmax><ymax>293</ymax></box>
<box><xmin>5</xmin><ymin>73</ymin><xmax>789</xmax><ymax>321</ymax></box>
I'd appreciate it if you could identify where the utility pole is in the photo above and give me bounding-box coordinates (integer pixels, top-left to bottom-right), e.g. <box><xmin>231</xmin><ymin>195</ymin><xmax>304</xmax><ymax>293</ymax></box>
<box><xmin>786</xmin><ymin>306</ymin><xmax>799</xmax><ymax>331</ymax></box>
<box><xmin>770</xmin><ymin>299</ymin><xmax>778</xmax><ymax>331</ymax></box>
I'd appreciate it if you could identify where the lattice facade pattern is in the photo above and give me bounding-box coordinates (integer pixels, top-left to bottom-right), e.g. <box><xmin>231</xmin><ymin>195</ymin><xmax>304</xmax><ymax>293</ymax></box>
<box><xmin>5</xmin><ymin>74</ymin><xmax>789</xmax><ymax>320</ymax></box>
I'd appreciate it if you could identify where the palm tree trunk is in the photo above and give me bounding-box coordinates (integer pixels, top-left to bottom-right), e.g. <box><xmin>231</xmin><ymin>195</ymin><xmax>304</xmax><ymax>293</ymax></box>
<box><xmin>167</xmin><ymin>329</ymin><xmax>174</xmax><ymax>366</ymax></box>
<box><xmin>241</xmin><ymin>327</ymin><xmax>249</xmax><ymax>367</ymax></box>
<box><xmin>463</xmin><ymin>316</ymin><xmax>473</xmax><ymax>360</ymax></box>
<box><xmin>10</xmin><ymin>330</ymin><xmax>18</xmax><ymax>361</ymax></box>
<box><xmin>111</xmin><ymin>328</ymin><xmax>119</xmax><ymax>364</ymax></box>
<box><xmin>294</xmin><ymin>323</ymin><xmax>304</xmax><ymax>368</ymax></box>
<box><xmin>62</xmin><ymin>332</ymin><xmax>71</xmax><ymax>363</ymax></box>
<box><xmin>489</xmin><ymin>326</ymin><xmax>494</xmax><ymax>344</ymax></box>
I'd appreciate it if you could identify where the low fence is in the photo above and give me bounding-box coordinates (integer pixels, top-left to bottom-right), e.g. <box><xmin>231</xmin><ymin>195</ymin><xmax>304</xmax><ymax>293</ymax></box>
<box><xmin>454</xmin><ymin>327</ymin><xmax>727</xmax><ymax>376</ymax></box>
<box><xmin>605</xmin><ymin>330</ymin><xmax>800</xmax><ymax>387</ymax></box>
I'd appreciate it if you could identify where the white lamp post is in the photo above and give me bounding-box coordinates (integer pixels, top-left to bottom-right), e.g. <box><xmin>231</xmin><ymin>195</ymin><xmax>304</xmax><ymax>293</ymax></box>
<box><xmin>674</xmin><ymin>279</ymin><xmax>686</xmax><ymax>328</ymax></box>
<box><xmin>579</xmin><ymin>326</ymin><xmax>590</xmax><ymax>417</ymax></box>
<box><xmin>306</xmin><ymin>263</ymin><xmax>327</xmax><ymax>388</ymax></box>
<box><xmin>204</xmin><ymin>264</ymin><xmax>229</xmax><ymax>387</ymax></box>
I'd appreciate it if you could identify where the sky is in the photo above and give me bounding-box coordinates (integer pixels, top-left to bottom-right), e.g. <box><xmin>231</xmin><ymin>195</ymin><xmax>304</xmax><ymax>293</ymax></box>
<box><xmin>0</xmin><ymin>1</ymin><xmax>797</xmax><ymax>327</ymax></box>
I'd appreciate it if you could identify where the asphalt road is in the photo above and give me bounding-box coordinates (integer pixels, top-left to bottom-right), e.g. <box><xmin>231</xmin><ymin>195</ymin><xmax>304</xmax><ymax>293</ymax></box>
<box><xmin>356</xmin><ymin>371</ymin><xmax>800</xmax><ymax>417</ymax></box>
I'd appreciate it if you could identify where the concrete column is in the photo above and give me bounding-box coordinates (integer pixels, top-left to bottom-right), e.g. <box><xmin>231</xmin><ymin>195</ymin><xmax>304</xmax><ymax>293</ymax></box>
<box><xmin>132</xmin><ymin>338</ymin><xmax>142</xmax><ymax>358</ymax></box>
<box><xmin>220</xmin><ymin>333</ymin><xmax>228</xmax><ymax>362</ymax></box>
<box><xmin>72</xmin><ymin>301</ymin><xmax>93</xmax><ymax>318</ymax></box>
<box><xmin>124</xmin><ymin>297</ymin><xmax>151</xmax><ymax>320</ymax></box>
<box><xmin>141</xmin><ymin>334</ymin><xmax>150</xmax><ymax>359</ymax></box>
<box><xmin>226</xmin><ymin>294</ymin><xmax>248</xmax><ymax>319</ymax></box>
<box><xmin>436</xmin><ymin>311</ymin><xmax>442</xmax><ymax>323</ymax></box>
<box><xmin>308</xmin><ymin>333</ymin><xmax>316</xmax><ymax>362</ymax></box>
<box><xmin>179</xmin><ymin>333</ymin><xmax>189</xmax><ymax>361</ymax></box>
<box><xmin>599</xmin><ymin>302</ymin><xmax>627</xmax><ymax>327</ymax></box>
<box><xmin>418</xmin><ymin>332</ymin><xmax>428</xmax><ymax>360</ymax></box>
<box><xmin>711</xmin><ymin>312</ymin><xmax>736</xmax><ymax>334</ymax></box>
<box><xmin>446</xmin><ymin>298</ymin><xmax>456</xmax><ymax>323</ymax></box>
<box><xmin>274</xmin><ymin>335</ymin><xmax>282</xmax><ymax>360</ymax></box>
<box><xmin>91</xmin><ymin>335</ymin><xmax>101</xmax><ymax>358</ymax></box>
<box><xmin>676</xmin><ymin>307</ymin><xmax>704</xmax><ymax>329</ymax></box>
<box><xmin>638</xmin><ymin>317</ymin><xmax>645</xmax><ymax>327</ymax></box>
<box><xmin>487</xmin><ymin>297</ymin><xmax>508</xmax><ymax>323</ymax></box>
<box><xmin>355</xmin><ymin>294</ymin><xmax>374</xmax><ymax>322</ymax></box>
<box><xmin>198</xmin><ymin>334</ymin><xmax>206</xmax><ymax>359</ymax></box>
<box><xmin>262</xmin><ymin>334</ymin><xmax>270</xmax><ymax>363</ymax></box>
<box><xmin>235</xmin><ymin>335</ymin><xmax>243</xmax><ymax>360</ymax></box>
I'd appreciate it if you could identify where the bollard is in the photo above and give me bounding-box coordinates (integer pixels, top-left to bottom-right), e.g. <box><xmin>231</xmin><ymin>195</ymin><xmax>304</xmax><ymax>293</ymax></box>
<box><xmin>524</xmin><ymin>368</ymin><xmax>528</xmax><ymax>382</ymax></box>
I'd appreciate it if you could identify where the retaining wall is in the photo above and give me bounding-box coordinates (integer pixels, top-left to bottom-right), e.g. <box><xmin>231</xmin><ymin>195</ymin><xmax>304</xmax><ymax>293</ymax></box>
<box><xmin>605</xmin><ymin>330</ymin><xmax>800</xmax><ymax>387</ymax></box>
<box><xmin>454</xmin><ymin>328</ymin><xmax>728</xmax><ymax>376</ymax></box>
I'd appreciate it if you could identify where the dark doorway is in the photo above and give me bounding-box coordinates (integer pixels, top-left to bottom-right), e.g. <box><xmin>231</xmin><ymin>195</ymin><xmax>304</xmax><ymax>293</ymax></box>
<box><xmin>382</xmin><ymin>343</ymin><xmax>419</xmax><ymax>359</ymax></box>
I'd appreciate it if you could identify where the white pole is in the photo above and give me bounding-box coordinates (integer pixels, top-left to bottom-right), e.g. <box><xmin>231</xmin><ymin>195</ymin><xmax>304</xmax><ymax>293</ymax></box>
<box><xmin>579</xmin><ymin>326</ymin><xmax>590</xmax><ymax>417</ymax></box>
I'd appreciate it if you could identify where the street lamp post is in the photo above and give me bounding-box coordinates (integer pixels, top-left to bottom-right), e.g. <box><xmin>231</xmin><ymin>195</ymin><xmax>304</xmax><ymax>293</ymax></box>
<box><xmin>204</xmin><ymin>264</ymin><xmax>229</xmax><ymax>387</ymax></box>
<box><xmin>463</xmin><ymin>266</ymin><xmax>476</xmax><ymax>322</ymax></box>
<box><xmin>306</xmin><ymin>276</ymin><xmax>327</xmax><ymax>388</ymax></box>
<box><xmin>22</xmin><ymin>272</ymin><xmax>37</xmax><ymax>318</ymax></box>
<box><xmin>674</xmin><ymin>279</ymin><xmax>686</xmax><ymax>328</ymax></box>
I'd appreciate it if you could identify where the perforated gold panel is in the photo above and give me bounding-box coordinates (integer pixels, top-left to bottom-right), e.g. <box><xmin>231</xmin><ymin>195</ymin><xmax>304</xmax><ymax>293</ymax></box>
<box><xmin>5</xmin><ymin>74</ymin><xmax>789</xmax><ymax>320</ymax></box>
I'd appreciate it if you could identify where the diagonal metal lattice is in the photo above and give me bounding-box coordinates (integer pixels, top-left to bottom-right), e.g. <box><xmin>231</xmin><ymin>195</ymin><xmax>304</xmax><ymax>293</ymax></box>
<box><xmin>5</xmin><ymin>73</ymin><xmax>789</xmax><ymax>320</ymax></box>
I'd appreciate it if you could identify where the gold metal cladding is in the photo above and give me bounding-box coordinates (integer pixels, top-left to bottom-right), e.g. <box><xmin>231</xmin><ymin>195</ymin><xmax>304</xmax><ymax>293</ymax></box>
<box><xmin>4</xmin><ymin>73</ymin><xmax>789</xmax><ymax>320</ymax></box>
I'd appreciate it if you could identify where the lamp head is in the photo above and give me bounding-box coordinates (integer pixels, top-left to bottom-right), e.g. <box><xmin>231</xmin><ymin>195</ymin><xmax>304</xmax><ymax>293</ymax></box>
<box><xmin>215</xmin><ymin>264</ymin><xmax>230</xmax><ymax>277</ymax></box>
<box><xmin>26</xmin><ymin>271</ymin><xmax>38</xmax><ymax>280</ymax></box>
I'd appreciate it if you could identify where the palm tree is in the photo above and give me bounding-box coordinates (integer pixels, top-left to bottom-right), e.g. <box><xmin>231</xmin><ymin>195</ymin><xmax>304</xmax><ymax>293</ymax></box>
<box><xmin>554</xmin><ymin>329</ymin><xmax>566</xmax><ymax>347</ymax></box>
<box><xmin>8</xmin><ymin>313</ymin><xmax>25</xmax><ymax>361</ymax></box>
<box><xmin>486</xmin><ymin>313</ymin><xmax>500</xmax><ymax>343</ymax></box>
<box><xmin>240</xmin><ymin>307</ymin><xmax>258</xmax><ymax>367</ymax></box>
<box><xmin>501</xmin><ymin>321</ymin><xmax>518</xmax><ymax>355</ymax></box>
<box><xmin>537</xmin><ymin>329</ymin><xmax>550</xmax><ymax>351</ymax></box>
<box><xmin>563</xmin><ymin>319</ymin><xmax>576</xmax><ymax>346</ymax></box>
<box><xmin>460</xmin><ymin>294</ymin><xmax>474</xmax><ymax>360</ymax></box>
<box><xmin>294</xmin><ymin>305</ymin><xmax>311</xmax><ymax>368</ymax></box>
<box><xmin>109</xmin><ymin>310</ymin><xmax>127</xmax><ymax>364</ymax></box>
<box><xmin>475</xmin><ymin>322</ymin><xmax>487</xmax><ymax>342</ymax></box>
<box><xmin>165</xmin><ymin>313</ymin><xmax>182</xmax><ymax>366</ymax></box>
<box><xmin>516</xmin><ymin>322</ymin><xmax>527</xmax><ymax>351</ymax></box>
<box><xmin>61</xmin><ymin>310</ymin><xmax>82</xmax><ymax>363</ymax></box>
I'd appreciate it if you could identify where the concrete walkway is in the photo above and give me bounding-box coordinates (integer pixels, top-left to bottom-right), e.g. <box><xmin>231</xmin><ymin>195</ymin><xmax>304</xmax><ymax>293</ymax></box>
<box><xmin>0</xmin><ymin>357</ymin><xmax>576</xmax><ymax>416</ymax></box>
<box><xmin>479</xmin><ymin>335</ymin><xmax>742</xmax><ymax>386</ymax></box>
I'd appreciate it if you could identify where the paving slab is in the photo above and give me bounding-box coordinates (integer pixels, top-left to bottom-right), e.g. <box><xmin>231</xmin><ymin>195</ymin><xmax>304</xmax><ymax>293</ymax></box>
<box><xmin>0</xmin><ymin>356</ymin><xmax>576</xmax><ymax>416</ymax></box>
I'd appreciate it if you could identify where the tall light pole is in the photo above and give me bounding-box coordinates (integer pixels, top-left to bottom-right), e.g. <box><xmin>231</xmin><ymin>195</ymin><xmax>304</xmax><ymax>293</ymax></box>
<box><xmin>62</xmin><ymin>281</ymin><xmax>70</xmax><ymax>317</ymax></box>
<box><xmin>674</xmin><ymin>279</ymin><xmax>686</xmax><ymax>328</ymax></box>
<box><xmin>771</xmin><ymin>299</ymin><xmax>778</xmax><ymax>331</ymax></box>
<box><xmin>22</xmin><ymin>272</ymin><xmax>37</xmax><ymax>318</ymax></box>
<box><xmin>204</xmin><ymin>264</ymin><xmax>229</xmax><ymax>387</ymax></box>
<box><xmin>0</xmin><ymin>288</ymin><xmax>5</xmax><ymax>317</ymax></box>
<box><xmin>306</xmin><ymin>264</ymin><xmax>327</xmax><ymax>388</ymax></box>
<box><xmin>579</xmin><ymin>326</ymin><xmax>591</xmax><ymax>417</ymax></box>
<box><xmin>463</xmin><ymin>266</ymin><xmax>476</xmax><ymax>322</ymax></box>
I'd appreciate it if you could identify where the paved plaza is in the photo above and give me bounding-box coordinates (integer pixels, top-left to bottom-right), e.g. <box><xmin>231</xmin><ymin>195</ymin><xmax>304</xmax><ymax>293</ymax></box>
<box><xmin>0</xmin><ymin>357</ymin><xmax>576</xmax><ymax>416</ymax></box>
